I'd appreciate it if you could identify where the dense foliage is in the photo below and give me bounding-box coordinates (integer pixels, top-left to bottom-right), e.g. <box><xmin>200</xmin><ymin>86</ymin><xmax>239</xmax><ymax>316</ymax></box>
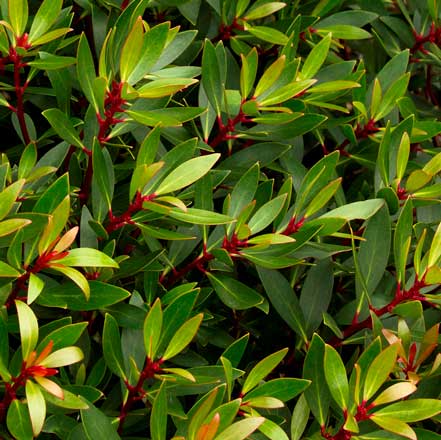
<box><xmin>0</xmin><ymin>0</ymin><xmax>440</xmax><ymax>438</ymax></box>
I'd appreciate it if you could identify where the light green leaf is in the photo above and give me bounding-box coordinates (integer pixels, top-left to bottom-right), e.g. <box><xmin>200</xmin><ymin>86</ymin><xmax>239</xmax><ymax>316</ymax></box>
<box><xmin>300</xmin><ymin>33</ymin><xmax>331</xmax><ymax>80</ymax></box>
<box><xmin>28</xmin><ymin>0</ymin><xmax>62</xmax><ymax>43</ymax></box>
<box><xmin>144</xmin><ymin>298</ymin><xmax>163</xmax><ymax>359</ymax></box>
<box><xmin>156</xmin><ymin>154</ymin><xmax>220</xmax><ymax>195</ymax></box>
<box><xmin>150</xmin><ymin>381</ymin><xmax>167</xmax><ymax>440</ymax></box>
<box><xmin>120</xmin><ymin>16</ymin><xmax>144</xmax><ymax>83</ymax></box>
<box><xmin>372</xmin><ymin>382</ymin><xmax>416</xmax><ymax>406</ymax></box>
<box><xmin>42</xmin><ymin>109</ymin><xmax>84</xmax><ymax>149</ymax></box>
<box><xmin>214</xmin><ymin>417</ymin><xmax>265</xmax><ymax>440</ymax></box>
<box><xmin>27</xmin><ymin>273</ymin><xmax>45</xmax><ymax>305</ymax></box>
<box><xmin>373</xmin><ymin>399</ymin><xmax>441</xmax><ymax>422</ymax></box>
<box><xmin>56</xmin><ymin>248</ymin><xmax>119</xmax><ymax>268</ymax></box>
<box><xmin>324</xmin><ymin>345</ymin><xmax>349</xmax><ymax>410</ymax></box>
<box><xmin>0</xmin><ymin>218</ymin><xmax>31</xmax><ymax>238</ymax></box>
<box><xmin>370</xmin><ymin>415</ymin><xmax>416</xmax><ymax>440</ymax></box>
<box><xmin>25</xmin><ymin>381</ymin><xmax>46</xmax><ymax>437</ymax></box>
<box><xmin>9</xmin><ymin>0</ymin><xmax>28</xmax><ymax>37</ymax></box>
<box><xmin>363</xmin><ymin>344</ymin><xmax>399</xmax><ymax>401</ymax></box>
<box><xmin>0</xmin><ymin>179</ymin><xmax>25</xmax><ymax>221</ymax></box>
<box><xmin>40</xmin><ymin>346</ymin><xmax>83</xmax><ymax>368</ymax></box>
<box><xmin>254</xmin><ymin>56</ymin><xmax>285</xmax><ymax>98</ymax></box>
<box><xmin>16</xmin><ymin>300</ymin><xmax>38</xmax><ymax>361</ymax></box>
<box><xmin>242</xmin><ymin>348</ymin><xmax>288</xmax><ymax>395</ymax></box>
<box><xmin>162</xmin><ymin>314</ymin><xmax>203</xmax><ymax>360</ymax></box>
<box><xmin>244</xmin><ymin>2</ymin><xmax>286</xmax><ymax>20</ymax></box>
<box><xmin>137</xmin><ymin>78</ymin><xmax>198</xmax><ymax>98</ymax></box>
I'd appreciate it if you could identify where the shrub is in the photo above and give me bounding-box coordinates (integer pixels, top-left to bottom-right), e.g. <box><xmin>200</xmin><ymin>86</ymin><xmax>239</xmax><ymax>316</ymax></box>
<box><xmin>0</xmin><ymin>0</ymin><xmax>440</xmax><ymax>439</ymax></box>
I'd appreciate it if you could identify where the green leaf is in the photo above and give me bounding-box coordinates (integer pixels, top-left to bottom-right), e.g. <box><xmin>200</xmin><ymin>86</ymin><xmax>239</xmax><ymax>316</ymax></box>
<box><xmin>149</xmin><ymin>205</ymin><xmax>233</xmax><ymax>225</ymax></box>
<box><xmin>207</xmin><ymin>272</ymin><xmax>264</xmax><ymax>310</ymax></box>
<box><xmin>320</xmin><ymin>199</ymin><xmax>385</xmax><ymax>221</ymax></box>
<box><xmin>144</xmin><ymin>298</ymin><xmax>163</xmax><ymax>359</ymax></box>
<box><xmin>128</xmin><ymin>22</ymin><xmax>170</xmax><ymax>84</ymax></box>
<box><xmin>396</xmin><ymin>132</ymin><xmax>410</xmax><ymax>182</ymax></box>
<box><xmin>103</xmin><ymin>314</ymin><xmax>127</xmax><ymax>380</ymax></box>
<box><xmin>81</xmin><ymin>401</ymin><xmax>120</xmax><ymax>440</ymax></box>
<box><xmin>372</xmin><ymin>382</ymin><xmax>417</xmax><ymax>406</ymax></box>
<box><xmin>428</xmin><ymin>222</ymin><xmax>441</xmax><ymax>267</ymax></box>
<box><xmin>57</xmin><ymin>248</ymin><xmax>118</xmax><ymax>268</ymax></box>
<box><xmin>242</xmin><ymin>348</ymin><xmax>288</xmax><ymax>395</ymax></box>
<box><xmin>303</xmin><ymin>334</ymin><xmax>330</xmax><ymax>426</ymax></box>
<box><xmin>28</xmin><ymin>53</ymin><xmax>76</xmax><ymax>70</ymax></box>
<box><xmin>202</xmin><ymin>39</ymin><xmax>223</xmax><ymax>115</ymax></box>
<box><xmin>244</xmin><ymin>377</ymin><xmax>310</xmax><ymax>401</ymax></box>
<box><xmin>151</xmin><ymin>381</ymin><xmax>167</xmax><ymax>440</ymax></box>
<box><xmin>245</xmin><ymin>25</ymin><xmax>288</xmax><ymax>45</ymax></box>
<box><xmin>49</xmin><ymin>265</ymin><xmax>90</xmax><ymax>300</ymax></box>
<box><xmin>18</xmin><ymin>144</ymin><xmax>37</xmax><ymax>179</ymax></box>
<box><xmin>374</xmin><ymin>73</ymin><xmax>410</xmax><ymax>121</ymax></box>
<box><xmin>291</xmin><ymin>394</ymin><xmax>310</xmax><ymax>440</ymax></box>
<box><xmin>248</xmin><ymin>194</ymin><xmax>286</xmax><ymax>234</ymax></box>
<box><xmin>357</xmin><ymin>205</ymin><xmax>391</xmax><ymax>297</ymax></box>
<box><xmin>120</xmin><ymin>16</ymin><xmax>144</xmax><ymax>83</ymax></box>
<box><xmin>37</xmin><ymin>322</ymin><xmax>88</xmax><ymax>353</ymax></box>
<box><xmin>28</xmin><ymin>0</ymin><xmax>62</xmax><ymax>43</ymax></box>
<box><xmin>162</xmin><ymin>313</ymin><xmax>203</xmax><ymax>360</ymax></box>
<box><xmin>300</xmin><ymin>258</ymin><xmax>333</xmax><ymax>336</ymax></box>
<box><xmin>300</xmin><ymin>33</ymin><xmax>331</xmax><ymax>80</ymax></box>
<box><xmin>127</xmin><ymin>107</ymin><xmax>205</xmax><ymax>127</ymax></box>
<box><xmin>137</xmin><ymin>78</ymin><xmax>198</xmax><ymax>98</ymax></box>
<box><xmin>373</xmin><ymin>399</ymin><xmax>441</xmax><ymax>422</ymax></box>
<box><xmin>257</xmin><ymin>79</ymin><xmax>316</xmax><ymax>106</ymax></box>
<box><xmin>393</xmin><ymin>198</ymin><xmax>412</xmax><ymax>284</ymax></box>
<box><xmin>77</xmin><ymin>34</ymin><xmax>98</xmax><ymax>111</ymax></box>
<box><xmin>7</xmin><ymin>400</ymin><xmax>33</xmax><ymax>440</ymax></box>
<box><xmin>243</xmin><ymin>2</ymin><xmax>286</xmax><ymax>20</ymax></box>
<box><xmin>0</xmin><ymin>179</ymin><xmax>25</xmax><ymax>221</ymax></box>
<box><xmin>370</xmin><ymin>415</ymin><xmax>416</xmax><ymax>440</ymax></box>
<box><xmin>240</xmin><ymin>48</ymin><xmax>258</xmax><ymax>99</ymax></box>
<box><xmin>42</xmin><ymin>109</ymin><xmax>84</xmax><ymax>149</ymax></box>
<box><xmin>304</xmin><ymin>177</ymin><xmax>341</xmax><ymax>218</ymax></box>
<box><xmin>16</xmin><ymin>300</ymin><xmax>38</xmax><ymax>361</ymax></box>
<box><xmin>324</xmin><ymin>344</ymin><xmax>349</xmax><ymax>410</ymax></box>
<box><xmin>0</xmin><ymin>218</ymin><xmax>31</xmax><ymax>238</ymax></box>
<box><xmin>254</xmin><ymin>56</ymin><xmax>285</xmax><ymax>98</ymax></box>
<box><xmin>156</xmin><ymin>154</ymin><xmax>219</xmax><ymax>195</ymax></box>
<box><xmin>30</xmin><ymin>27</ymin><xmax>72</xmax><ymax>46</ymax></box>
<box><xmin>40</xmin><ymin>346</ymin><xmax>83</xmax><ymax>368</ymax></box>
<box><xmin>257</xmin><ymin>268</ymin><xmax>308</xmax><ymax>342</ymax></box>
<box><xmin>0</xmin><ymin>260</ymin><xmax>22</xmax><ymax>278</ymax></box>
<box><xmin>25</xmin><ymin>380</ymin><xmax>46</xmax><ymax>437</ymax></box>
<box><xmin>9</xmin><ymin>0</ymin><xmax>28</xmax><ymax>37</ymax></box>
<box><xmin>316</xmin><ymin>25</ymin><xmax>371</xmax><ymax>39</ymax></box>
<box><xmin>363</xmin><ymin>343</ymin><xmax>399</xmax><ymax>401</ymax></box>
<box><xmin>214</xmin><ymin>417</ymin><xmax>265</xmax><ymax>440</ymax></box>
<box><xmin>27</xmin><ymin>273</ymin><xmax>44</xmax><ymax>305</ymax></box>
<box><xmin>37</xmin><ymin>281</ymin><xmax>130</xmax><ymax>311</ymax></box>
<box><xmin>92</xmin><ymin>141</ymin><xmax>113</xmax><ymax>209</ymax></box>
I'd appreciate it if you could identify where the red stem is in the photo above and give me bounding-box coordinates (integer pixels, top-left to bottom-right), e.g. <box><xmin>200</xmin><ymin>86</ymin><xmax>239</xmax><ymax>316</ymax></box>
<box><xmin>9</xmin><ymin>45</ymin><xmax>30</xmax><ymax>145</ymax></box>
<box><xmin>208</xmin><ymin>104</ymin><xmax>251</xmax><ymax>148</ymax></box>
<box><xmin>118</xmin><ymin>357</ymin><xmax>164</xmax><ymax>433</ymax></box>
<box><xmin>5</xmin><ymin>250</ymin><xmax>69</xmax><ymax>308</ymax></box>
<box><xmin>0</xmin><ymin>360</ymin><xmax>58</xmax><ymax>422</ymax></box>
<box><xmin>330</xmin><ymin>279</ymin><xmax>428</xmax><ymax>347</ymax></box>
<box><xmin>105</xmin><ymin>192</ymin><xmax>156</xmax><ymax>234</ymax></box>
<box><xmin>160</xmin><ymin>245</ymin><xmax>214</xmax><ymax>287</ymax></box>
<box><xmin>333</xmin><ymin>119</ymin><xmax>379</xmax><ymax>156</ymax></box>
